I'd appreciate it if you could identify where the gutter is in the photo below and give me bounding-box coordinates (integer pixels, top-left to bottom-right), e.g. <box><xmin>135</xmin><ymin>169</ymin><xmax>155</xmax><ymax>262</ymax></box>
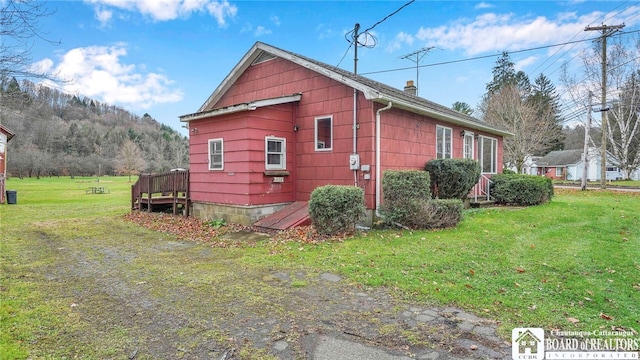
<box><xmin>375</xmin><ymin>101</ymin><xmax>393</xmax><ymax>216</ymax></box>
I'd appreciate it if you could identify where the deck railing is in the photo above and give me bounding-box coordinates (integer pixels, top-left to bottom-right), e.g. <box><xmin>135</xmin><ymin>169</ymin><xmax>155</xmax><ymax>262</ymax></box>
<box><xmin>472</xmin><ymin>174</ymin><xmax>492</xmax><ymax>202</ymax></box>
<box><xmin>131</xmin><ymin>170</ymin><xmax>190</xmax><ymax>216</ymax></box>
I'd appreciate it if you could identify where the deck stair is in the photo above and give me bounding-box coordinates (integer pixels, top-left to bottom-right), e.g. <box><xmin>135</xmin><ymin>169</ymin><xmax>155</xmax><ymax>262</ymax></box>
<box><xmin>254</xmin><ymin>201</ymin><xmax>310</xmax><ymax>230</ymax></box>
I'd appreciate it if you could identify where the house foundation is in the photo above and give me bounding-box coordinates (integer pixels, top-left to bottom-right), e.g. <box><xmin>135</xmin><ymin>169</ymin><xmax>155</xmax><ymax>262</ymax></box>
<box><xmin>191</xmin><ymin>201</ymin><xmax>291</xmax><ymax>226</ymax></box>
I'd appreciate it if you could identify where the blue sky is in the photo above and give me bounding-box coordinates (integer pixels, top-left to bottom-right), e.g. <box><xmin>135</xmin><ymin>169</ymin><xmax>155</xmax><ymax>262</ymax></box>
<box><xmin>29</xmin><ymin>0</ymin><xmax>640</xmax><ymax>135</ymax></box>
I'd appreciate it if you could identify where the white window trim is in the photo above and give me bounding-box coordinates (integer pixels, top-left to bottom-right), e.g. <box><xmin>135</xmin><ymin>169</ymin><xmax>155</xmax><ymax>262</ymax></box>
<box><xmin>478</xmin><ymin>135</ymin><xmax>498</xmax><ymax>174</ymax></box>
<box><xmin>265</xmin><ymin>136</ymin><xmax>286</xmax><ymax>170</ymax></box>
<box><xmin>463</xmin><ymin>131</ymin><xmax>474</xmax><ymax>159</ymax></box>
<box><xmin>555</xmin><ymin>167</ymin><xmax>562</xmax><ymax>177</ymax></box>
<box><xmin>436</xmin><ymin>125</ymin><xmax>453</xmax><ymax>159</ymax></box>
<box><xmin>314</xmin><ymin>115</ymin><xmax>333</xmax><ymax>151</ymax></box>
<box><xmin>208</xmin><ymin>138</ymin><xmax>224</xmax><ymax>171</ymax></box>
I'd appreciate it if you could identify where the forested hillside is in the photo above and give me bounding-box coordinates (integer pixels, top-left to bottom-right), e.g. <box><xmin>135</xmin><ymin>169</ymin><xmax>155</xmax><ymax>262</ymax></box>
<box><xmin>1</xmin><ymin>77</ymin><xmax>189</xmax><ymax>178</ymax></box>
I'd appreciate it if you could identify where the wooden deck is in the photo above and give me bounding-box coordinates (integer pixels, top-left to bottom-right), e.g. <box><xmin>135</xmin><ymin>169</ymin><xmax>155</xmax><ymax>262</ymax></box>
<box><xmin>253</xmin><ymin>201</ymin><xmax>310</xmax><ymax>230</ymax></box>
<box><xmin>131</xmin><ymin>170</ymin><xmax>190</xmax><ymax>216</ymax></box>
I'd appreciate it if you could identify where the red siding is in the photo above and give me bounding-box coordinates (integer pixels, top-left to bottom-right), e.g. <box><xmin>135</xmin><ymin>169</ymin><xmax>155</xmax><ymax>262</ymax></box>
<box><xmin>190</xmin><ymin>56</ymin><xmax>505</xmax><ymax>210</ymax></box>
<box><xmin>189</xmin><ymin>103</ymin><xmax>295</xmax><ymax>206</ymax></box>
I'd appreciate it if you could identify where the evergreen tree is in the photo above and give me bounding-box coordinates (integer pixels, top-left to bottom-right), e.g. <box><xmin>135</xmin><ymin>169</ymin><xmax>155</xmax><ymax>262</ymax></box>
<box><xmin>529</xmin><ymin>73</ymin><xmax>565</xmax><ymax>155</ymax></box>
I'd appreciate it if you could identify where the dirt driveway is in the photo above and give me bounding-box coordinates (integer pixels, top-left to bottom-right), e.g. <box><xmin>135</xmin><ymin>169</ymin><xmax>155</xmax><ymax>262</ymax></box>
<box><xmin>22</xmin><ymin>217</ymin><xmax>510</xmax><ymax>359</ymax></box>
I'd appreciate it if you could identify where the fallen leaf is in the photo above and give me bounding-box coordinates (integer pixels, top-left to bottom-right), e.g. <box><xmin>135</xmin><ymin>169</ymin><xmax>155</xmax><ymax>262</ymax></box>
<box><xmin>465</xmin><ymin>284</ymin><xmax>473</xmax><ymax>289</ymax></box>
<box><xmin>498</xmin><ymin>288</ymin><xmax>506</xmax><ymax>294</ymax></box>
<box><xmin>567</xmin><ymin>317</ymin><xmax>580</xmax><ymax>324</ymax></box>
<box><xmin>516</xmin><ymin>267</ymin><xmax>526</xmax><ymax>273</ymax></box>
<box><xmin>469</xmin><ymin>269</ymin><xmax>475</xmax><ymax>275</ymax></box>
<box><xmin>514</xmin><ymin>282</ymin><xmax>521</xmax><ymax>287</ymax></box>
<box><xmin>584</xmin><ymin>297</ymin><xmax>592</xmax><ymax>302</ymax></box>
<box><xmin>528</xmin><ymin>305</ymin><xmax>537</xmax><ymax>311</ymax></box>
<box><xmin>600</xmin><ymin>313</ymin><xmax>614</xmax><ymax>321</ymax></box>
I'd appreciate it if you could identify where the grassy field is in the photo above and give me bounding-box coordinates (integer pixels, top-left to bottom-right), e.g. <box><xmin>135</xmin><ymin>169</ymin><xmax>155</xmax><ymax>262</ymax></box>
<box><xmin>1</xmin><ymin>176</ymin><xmax>639</xmax><ymax>358</ymax></box>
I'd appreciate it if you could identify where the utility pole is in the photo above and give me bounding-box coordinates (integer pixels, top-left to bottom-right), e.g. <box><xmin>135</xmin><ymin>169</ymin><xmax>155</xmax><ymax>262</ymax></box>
<box><xmin>584</xmin><ymin>23</ymin><xmax>625</xmax><ymax>189</ymax></box>
<box><xmin>581</xmin><ymin>91</ymin><xmax>592</xmax><ymax>191</ymax></box>
<box><xmin>400</xmin><ymin>47</ymin><xmax>434</xmax><ymax>97</ymax></box>
<box><xmin>353</xmin><ymin>23</ymin><xmax>360</xmax><ymax>75</ymax></box>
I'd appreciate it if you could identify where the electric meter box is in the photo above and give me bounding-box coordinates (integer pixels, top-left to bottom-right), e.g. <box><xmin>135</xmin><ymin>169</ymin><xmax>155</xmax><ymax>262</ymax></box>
<box><xmin>349</xmin><ymin>154</ymin><xmax>360</xmax><ymax>170</ymax></box>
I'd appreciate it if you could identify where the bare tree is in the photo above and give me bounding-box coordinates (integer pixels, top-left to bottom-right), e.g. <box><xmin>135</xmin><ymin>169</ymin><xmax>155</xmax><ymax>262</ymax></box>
<box><xmin>1</xmin><ymin>0</ymin><xmax>59</xmax><ymax>80</ymax></box>
<box><xmin>480</xmin><ymin>84</ymin><xmax>558</xmax><ymax>173</ymax></box>
<box><xmin>114</xmin><ymin>140</ymin><xmax>146</xmax><ymax>182</ymax></box>
<box><xmin>561</xmin><ymin>37</ymin><xmax>640</xmax><ymax>180</ymax></box>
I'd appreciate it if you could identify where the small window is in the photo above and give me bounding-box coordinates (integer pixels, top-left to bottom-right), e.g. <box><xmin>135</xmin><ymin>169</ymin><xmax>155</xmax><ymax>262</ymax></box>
<box><xmin>208</xmin><ymin>138</ymin><xmax>223</xmax><ymax>170</ymax></box>
<box><xmin>265</xmin><ymin>137</ymin><xmax>286</xmax><ymax>170</ymax></box>
<box><xmin>315</xmin><ymin>116</ymin><xmax>332</xmax><ymax>151</ymax></box>
<box><xmin>463</xmin><ymin>131</ymin><xmax>474</xmax><ymax>159</ymax></box>
<box><xmin>436</xmin><ymin>125</ymin><xmax>452</xmax><ymax>159</ymax></box>
<box><xmin>555</xmin><ymin>167</ymin><xmax>562</xmax><ymax>177</ymax></box>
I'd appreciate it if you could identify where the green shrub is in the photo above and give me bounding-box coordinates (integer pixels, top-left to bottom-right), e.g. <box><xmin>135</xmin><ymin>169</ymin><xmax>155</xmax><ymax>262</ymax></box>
<box><xmin>502</xmin><ymin>168</ymin><xmax>516</xmax><ymax>174</ymax></box>
<box><xmin>381</xmin><ymin>170</ymin><xmax>431</xmax><ymax>202</ymax></box>
<box><xmin>491</xmin><ymin>174</ymin><xmax>554</xmax><ymax>206</ymax></box>
<box><xmin>381</xmin><ymin>198</ymin><xmax>463</xmax><ymax>230</ymax></box>
<box><xmin>425</xmin><ymin>158</ymin><xmax>481</xmax><ymax>199</ymax></box>
<box><xmin>308</xmin><ymin>185</ymin><xmax>365</xmax><ymax>235</ymax></box>
<box><xmin>379</xmin><ymin>170</ymin><xmax>430</xmax><ymax>226</ymax></box>
<box><xmin>416</xmin><ymin>199</ymin><xmax>464</xmax><ymax>229</ymax></box>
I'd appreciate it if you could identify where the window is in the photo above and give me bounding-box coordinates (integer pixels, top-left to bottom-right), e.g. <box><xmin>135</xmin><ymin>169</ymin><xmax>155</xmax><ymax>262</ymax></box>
<box><xmin>555</xmin><ymin>167</ymin><xmax>562</xmax><ymax>177</ymax></box>
<box><xmin>315</xmin><ymin>116</ymin><xmax>332</xmax><ymax>151</ymax></box>
<box><xmin>478</xmin><ymin>136</ymin><xmax>497</xmax><ymax>173</ymax></box>
<box><xmin>436</xmin><ymin>125</ymin><xmax>452</xmax><ymax>159</ymax></box>
<box><xmin>463</xmin><ymin>132</ymin><xmax>474</xmax><ymax>159</ymax></box>
<box><xmin>208</xmin><ymin>138</ymin><xmax>223</xmax><ymax>170</ymax></box>
<box><xmin>265</xmin><ymin>137</ymin><xmax>286</xmax><ymax>170</ymax></box>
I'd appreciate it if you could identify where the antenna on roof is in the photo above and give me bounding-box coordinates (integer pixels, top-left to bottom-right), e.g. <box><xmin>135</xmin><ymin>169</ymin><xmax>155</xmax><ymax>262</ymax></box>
<box><xmin>400</xmin><ymin>47</ymin><xmax>435</xmax><ymax>97</ymax></box>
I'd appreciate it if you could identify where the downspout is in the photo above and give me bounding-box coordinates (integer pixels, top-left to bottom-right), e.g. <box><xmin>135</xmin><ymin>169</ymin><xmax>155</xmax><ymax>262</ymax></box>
<box><xmin>375</xmin><ymin>101</ymin><xmax>392</xmax><ymax>216</ymax></box>
<box><xmin>353</xmin><ymin>88</ymin><xmax>358</xmax><ymax>186</ymax></box>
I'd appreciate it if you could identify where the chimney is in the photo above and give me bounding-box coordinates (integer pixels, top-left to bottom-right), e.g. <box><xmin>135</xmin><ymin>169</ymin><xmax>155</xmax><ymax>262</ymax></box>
<box><xmin>404</xmin><ymin>80</ymin><xmax>417</xmax><ymax>95</ymax></box>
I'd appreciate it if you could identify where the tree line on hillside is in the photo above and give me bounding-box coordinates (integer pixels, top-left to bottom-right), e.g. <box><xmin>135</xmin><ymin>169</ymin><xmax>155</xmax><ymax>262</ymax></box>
<box><xmin>0</xmin><ymin>77</ymin><xmax>189</xmax><ymax>179</ymax></box>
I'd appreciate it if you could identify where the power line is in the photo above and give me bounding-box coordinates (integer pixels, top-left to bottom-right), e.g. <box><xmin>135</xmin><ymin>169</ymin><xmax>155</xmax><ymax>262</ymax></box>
<box><xmin>363</xmin><ymin>0</ymin><xmax>415</xmax><ymax>33</ymax></box>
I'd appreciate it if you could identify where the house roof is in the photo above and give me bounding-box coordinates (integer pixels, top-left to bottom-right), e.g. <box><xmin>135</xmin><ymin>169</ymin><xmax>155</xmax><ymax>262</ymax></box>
<box><xmin>181</xmin><ymin>42</ymin><xmax>512</xmax><ymax>137</ymax></box>
<box><xmin>0</xmin><ymin>124</ymin><xmax>15</xmax><ymax>141</ymax></box>
<box><xmin>535</xmin><ymin>149</ymin><xmax>583</xmax><ymax>166</ymax></box>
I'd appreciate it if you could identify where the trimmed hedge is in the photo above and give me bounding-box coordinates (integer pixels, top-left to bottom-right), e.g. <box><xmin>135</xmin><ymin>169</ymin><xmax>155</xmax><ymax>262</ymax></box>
<box><xmin>379</xmin><ymin>170</ymin><xmax>430</xmax><ymax>226</ymax></box>
<box><xmin>490</xmin><ymin>174</ymin><xmax>554</xmax><ymax>206</ymax></box>
<box><xmin>308</xmin><ymin>185</ymin><xmax>365</xmax><ymax>235</ymax></box>
<box><xmin>425</xmin><ymin>158</ymin><xmax>481</xmax><ymax>199</ymax></box>
<box><xmin>379</xmin><ymin>170</ymin><xmax>463</xmax><ymax>229</ymax></box>
<box><xmin>381</xmin><ymin>170</ymin><xmax>431</xmax><ymax>202</ymax></box>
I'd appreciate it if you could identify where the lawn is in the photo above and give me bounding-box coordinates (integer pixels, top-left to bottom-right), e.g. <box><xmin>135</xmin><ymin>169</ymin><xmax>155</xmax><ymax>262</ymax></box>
<box><xmin>1</xmin><ymin>176</ymin><xmax>638</xmax><ymax>358</ymax></box>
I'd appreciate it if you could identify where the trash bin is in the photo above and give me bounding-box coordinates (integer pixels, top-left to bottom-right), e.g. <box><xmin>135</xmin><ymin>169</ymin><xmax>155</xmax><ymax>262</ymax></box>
<box><xmin>5</xmin><ymin>190</ymin><xmax>17</xmax><ymax>204</ymax></box>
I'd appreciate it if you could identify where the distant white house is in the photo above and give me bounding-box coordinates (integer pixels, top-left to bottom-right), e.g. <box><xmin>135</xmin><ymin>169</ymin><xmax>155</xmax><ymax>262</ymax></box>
<box><xmin>534</xmin><ymin>147</ymin><xmax>638</xmax><ymax>181</ymax></box>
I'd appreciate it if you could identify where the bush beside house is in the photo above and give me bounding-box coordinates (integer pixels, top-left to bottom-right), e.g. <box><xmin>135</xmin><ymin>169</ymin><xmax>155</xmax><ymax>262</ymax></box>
<box><xmin>425</xmin><ymin>159</ymin><xmax>481</xmax><ymax>199</ymax></box>
<box><xmin>308</xmin><ymin>185</ymin><xmax>365</xmax><ymax>235</ymax></box>
<box><xmin>380</xmin><ymin>170</ymin><xmax>463</xmax><ymax>230</ymax></box>
<box><xmin>491</xmin><ymin>174</ymin><xmax>554</xmax><ymax>206</ymax></box>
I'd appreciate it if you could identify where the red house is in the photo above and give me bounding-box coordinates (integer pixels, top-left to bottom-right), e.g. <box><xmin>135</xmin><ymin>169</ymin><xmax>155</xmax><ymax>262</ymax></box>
<box><xmin>179</xmin><ymin>42</ymin><xmax>510</xmax><ymax>226</ymax></box>
<box><xmin>0</xmin><ymin>124</ymin><xmax>16</xmax><ymax>204</ymax></box>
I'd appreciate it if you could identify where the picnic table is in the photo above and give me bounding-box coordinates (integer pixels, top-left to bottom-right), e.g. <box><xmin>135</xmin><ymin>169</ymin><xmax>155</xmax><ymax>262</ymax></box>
<box><xmin>86</xmin><ymin>186</ymin><xmax>109</xmax><ymax>194</ymax></box>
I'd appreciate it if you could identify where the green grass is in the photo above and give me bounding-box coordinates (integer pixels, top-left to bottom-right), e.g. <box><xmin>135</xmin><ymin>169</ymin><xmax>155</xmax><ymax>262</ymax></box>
<box><xmin>255</xmin><ymin>189</ymin><xmax>640</xmax><ymax>336</ymax></box>
<box><xmin>1</xmin><ymin>177</ymin><xmax>639</xmax><ymax>358</ymax></box>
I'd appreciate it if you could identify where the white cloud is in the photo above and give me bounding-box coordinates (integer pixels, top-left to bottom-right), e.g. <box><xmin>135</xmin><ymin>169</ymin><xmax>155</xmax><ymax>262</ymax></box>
<box><xmin>475</xmin><ymin>2</ymin><xmax>493</xmax><ymax>10</ymax></box>
<box><xmin>386</xmin><ymin>31</ymin><xmax>414</xmax><ymax>53</ymax></box>
<box><xmin>414</xmin><ymin>7</ymin><xmax>640</xmax><ymax>56</ymax></box>
<box><xmin>84</xmin><ymin>0</ymin><xmax>237</xmax><ymax>26</ymax></box>
<box><xmin>254</xmin><ymin>26</ymin><xmax>271</xmax><ymax>37</ymax></box>
<box><xmin>94</xmin><ymin>7</ymin><xmax>113</xmax><ymax>27</ymax></box>
<box><xmin>38</xmin><ymin>44</ymin><xmax>183</xmax><ymax>109</ymax></box>
<box><xmin>270</xmin><ymin>15</ymin><xmax>280</xmax><ymax>26</ymax></box>
<box><xmin>515</xmin><ymin>56</ymin><xmax>538</xmax><ymax>71</ymax></box>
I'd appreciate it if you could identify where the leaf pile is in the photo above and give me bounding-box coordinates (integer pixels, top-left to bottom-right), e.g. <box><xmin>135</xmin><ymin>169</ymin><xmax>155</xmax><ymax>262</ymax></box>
<box><xmin>124</xmin><ymin>212</ymin><xmax>349</xmax><ymax>247</ymax></box>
